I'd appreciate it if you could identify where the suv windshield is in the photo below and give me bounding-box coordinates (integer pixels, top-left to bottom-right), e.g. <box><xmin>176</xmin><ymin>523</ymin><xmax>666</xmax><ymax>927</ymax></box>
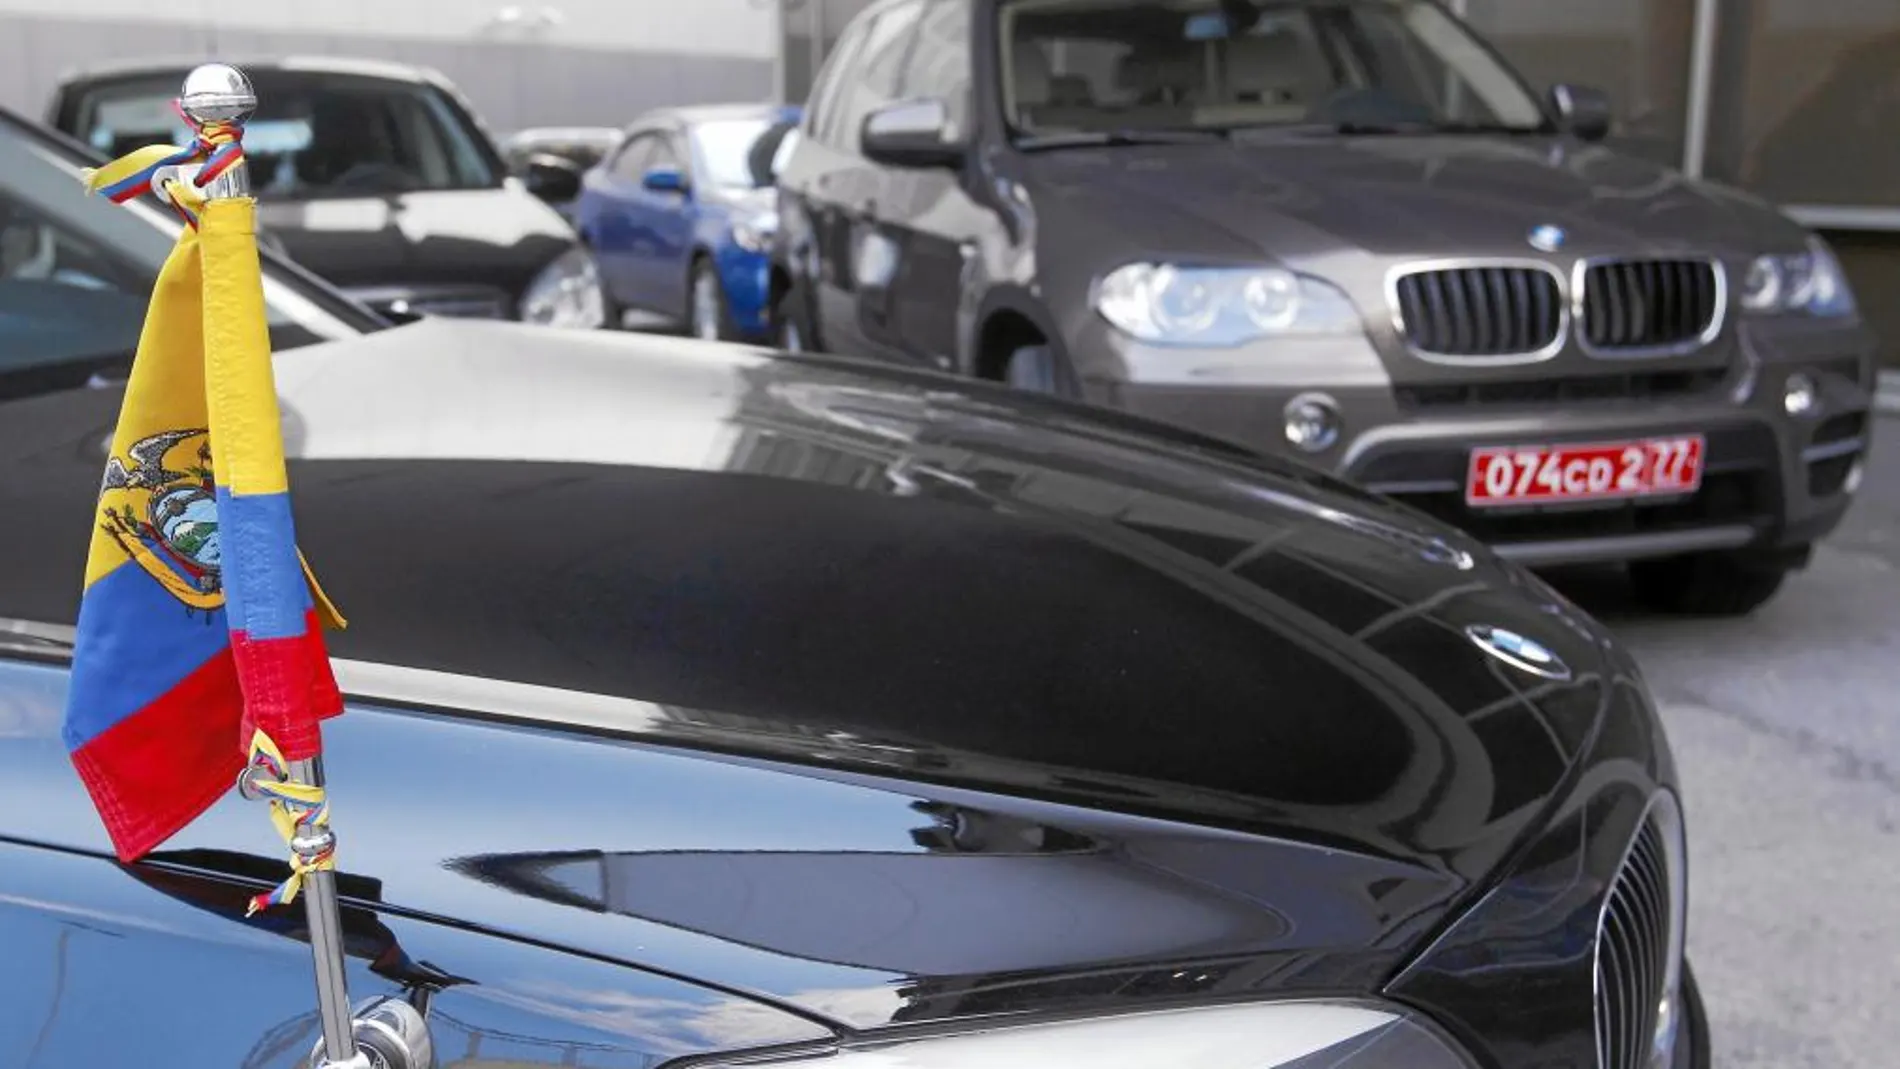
<box><xmin>1</xmin><ymin>111</ymin><xmax>383</xmax><ymax>394</ymax></box>
<box><xmin>64</xmin><ymin>69</ymin><xmax>504</xmax><ymax>198</ymax></box>
<box><xmin>999</xmin><ymin>0</ymin><xmax>1550</xmax><ymax>138</ymax></box>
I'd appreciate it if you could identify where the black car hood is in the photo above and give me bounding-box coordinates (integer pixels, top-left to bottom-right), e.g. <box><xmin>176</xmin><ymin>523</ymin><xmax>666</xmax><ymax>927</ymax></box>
<box><xmin>256</xmin><ymin>186</ymin><xmax>574</xmax><ymax>300</ymax></box>
<box><xmin>0</xmin><ymin>321</ymin><xmax>1635</xmax><ymax>1028</ymax></box>
<box><xmin>1020</xmin><ymin>134</ymin><xmax>1809</xmax><ymax>260</ymax></box>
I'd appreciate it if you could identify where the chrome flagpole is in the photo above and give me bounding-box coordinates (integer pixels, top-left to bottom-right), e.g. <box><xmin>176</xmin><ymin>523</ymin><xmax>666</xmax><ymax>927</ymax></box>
<box><xmin>181</xmin><ymin>63</ymin><xmax>428</xmax><ymax>1069</ymax></box>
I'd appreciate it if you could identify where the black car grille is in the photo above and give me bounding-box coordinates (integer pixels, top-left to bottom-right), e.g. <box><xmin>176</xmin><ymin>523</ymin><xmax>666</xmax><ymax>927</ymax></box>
<box><xmin>1395</xmin><ymin>367</ymin><xmax>1728</xmax><ymax>409</ymax></box>
<box><xmin>1596</xmin><ymin>814</ymin><xmax>1675</xmax><ymax>1069</ymax></box>
<box><xmin>1393</xmin><ymin>265</ymin><xmax>1564</xmax><ymax>357</ymax></box>
<box><xmin>1580</xmin><ymin>258</ymin><xmax>1721</xmax><ymax>352</ymax></box>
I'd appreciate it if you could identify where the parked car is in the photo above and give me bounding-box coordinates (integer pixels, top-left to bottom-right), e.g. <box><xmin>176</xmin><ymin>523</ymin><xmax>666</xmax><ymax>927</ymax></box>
<box><xmin>770</xmin><ymin>0</ymin><xmax>1878</xmax><ymax>617</ymax></box>
<box><xmin>575</xmin><ymin>103</ymin><xmax>800</xmax><ymax>340</ymax></box>
<box><xmin>45</xmin><ymin>56</ymin><xmax>604</xmax><ymax>329</ymax></box>
<box><xmin>499</xmin><ymin>125</ymin><xmax>623</xmax><ymax>223</ymax></box>
<box><xmin>1</xmin><ymin>178</ymin><xmax>1708</xmax><ymax>1069</ymax></box>
<box><xmin>0</xmin><ymin>103</ymin><xmax>385</xmax><ymax>399</ymax></box>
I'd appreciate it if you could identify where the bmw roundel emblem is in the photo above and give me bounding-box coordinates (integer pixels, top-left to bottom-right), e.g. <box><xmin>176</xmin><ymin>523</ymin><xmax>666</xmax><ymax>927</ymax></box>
<box><xmin>1528</xmin><ymin>224</ymin><xmax>1567</xmax><ymax>252</ymax></box>
<box><xmin>1466</xmin><ymin>624</ymin><xmax>1572</xmax><ymax>681</ymax></box>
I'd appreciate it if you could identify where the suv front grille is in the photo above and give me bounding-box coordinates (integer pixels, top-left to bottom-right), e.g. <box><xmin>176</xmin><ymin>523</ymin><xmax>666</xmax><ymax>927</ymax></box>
<box><xmin>1395</xmin><ymin>367</ymin><xmax>1727</xmax><ymax>409</ymax></box>
<box><xmin>1579</xmin><ymin>258</ymin><xmax>1721</xmax><ymax>352</ymax></box>
<box><xmin>1595</xmin><ymin>805</ymin><xmax>1684</xmax><ymax>1069</ymax></box>
<box><xmin>1393</xmin><ymin>265</ymin><xmax>1564</xmax><ymax>358</ymax></box>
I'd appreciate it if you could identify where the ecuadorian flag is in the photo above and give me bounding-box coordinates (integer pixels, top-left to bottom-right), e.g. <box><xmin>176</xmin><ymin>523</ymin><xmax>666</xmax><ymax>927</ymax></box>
<box><xmin>62</xmin><ymin>168</ymin><xmax>346</xmax><ymax>862</ymax></box>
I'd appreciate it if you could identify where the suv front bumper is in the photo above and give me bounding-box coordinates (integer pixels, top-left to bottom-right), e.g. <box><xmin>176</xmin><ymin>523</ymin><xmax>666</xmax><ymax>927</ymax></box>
<box><xmin>1088</xmin><ymin>319</ymin><xmax>1876</xmax><ymax>567</ymax></box>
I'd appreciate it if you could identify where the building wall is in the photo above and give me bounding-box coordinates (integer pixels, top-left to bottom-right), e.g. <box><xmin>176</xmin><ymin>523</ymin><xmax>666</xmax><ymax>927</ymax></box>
<box><xmin>0</xmin><ymin>0</ymin><xmax>780</xmax><ymax>133</ymax></box>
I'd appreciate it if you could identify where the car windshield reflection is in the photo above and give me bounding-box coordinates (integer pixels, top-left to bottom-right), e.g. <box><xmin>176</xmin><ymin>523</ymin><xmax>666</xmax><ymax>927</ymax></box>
<box><xmin>999</xmin><ymin>0</ymin><xmax>1552</xmax><ymax>139</ymax></box>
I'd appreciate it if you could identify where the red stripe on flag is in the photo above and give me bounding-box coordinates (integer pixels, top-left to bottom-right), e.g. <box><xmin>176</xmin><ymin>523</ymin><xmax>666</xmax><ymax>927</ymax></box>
<box><xmin>70</xmin><ymin>646</ymin><xmax>246</xmax><ymax>862</ymax></box>
<box><xmin>233</xmin><ymin>609</ymin><xmax>344</xmax><ymax>763</ymax></box>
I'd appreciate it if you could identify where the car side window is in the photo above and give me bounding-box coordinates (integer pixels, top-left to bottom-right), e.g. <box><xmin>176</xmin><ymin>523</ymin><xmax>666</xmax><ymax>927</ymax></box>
<box><xmin>827</xmin><ymin>0</ymin><xmax>927</xmax><ymax>153</ymax></box>
<box><xmin>899</xmin><ymin>0</ymin><xmax>973</xmax><ymax>131</ymax></box>
<box><xmin>610</xmin><ymin>134</ymin><xmax>655</xmax><ymax>181</ymax></box>
<box><xmin>649</xmin><ymin>134</ymin><xmax>684</xmax><ymax>176</ymax></box>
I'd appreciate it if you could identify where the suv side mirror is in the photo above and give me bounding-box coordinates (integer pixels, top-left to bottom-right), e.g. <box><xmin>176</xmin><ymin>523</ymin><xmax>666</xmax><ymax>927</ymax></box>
<box><xmin>861</xmin><ymin>98</ymin><xmax>964</xmax><ymax>169</ymax></box>
<box><xmin>1548</xmin><ymin>84</ymin><xmax>1613</xmax><ymax>143</ymax></box>
<box><xmin>642</xmin><ymin>165</ymin><xmax>689</xmax><ymax>195</ymax></box>
<box><xmin>523</xmin><ymin>153</ymin><xmax>583</xmax><ymax>202</ymax></box>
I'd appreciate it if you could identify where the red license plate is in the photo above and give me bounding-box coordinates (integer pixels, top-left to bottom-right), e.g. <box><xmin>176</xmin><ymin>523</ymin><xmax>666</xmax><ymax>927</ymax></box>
<box><xmin>1466</xmin><ymin>435</ymin><xmax>1705</xmax><ymax>506</ymax></box>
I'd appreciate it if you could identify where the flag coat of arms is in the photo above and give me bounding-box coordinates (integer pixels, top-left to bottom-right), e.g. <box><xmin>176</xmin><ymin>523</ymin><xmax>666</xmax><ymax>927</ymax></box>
<box><xmin>61</xmin><ymin>150</ymin><xmax>346</xmax><ymax>864</ymax></box>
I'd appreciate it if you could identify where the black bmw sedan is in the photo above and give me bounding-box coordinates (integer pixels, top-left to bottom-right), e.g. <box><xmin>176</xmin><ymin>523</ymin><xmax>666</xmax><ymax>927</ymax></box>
<box><xmin>2</xmin><ymin>217</ymin><xmax>1706</xmax><ymax>1069</ymax></box>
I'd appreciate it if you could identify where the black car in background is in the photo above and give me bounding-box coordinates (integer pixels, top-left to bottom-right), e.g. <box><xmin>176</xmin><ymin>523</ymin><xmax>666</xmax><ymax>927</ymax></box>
<box><xmin>45</xmin><ymin>56</ymin><xmax>604</xmax><ymax>328</ymax></box>
<box><xmin>769</xmin><ymin>0</ymin><xmax>1877</xmax><ymax>617</ymax></box>
<box><xmin>0</xmin><ymin>170</ymin><xmax>1707</xmax><ymax>1068</ymax></box>
<box><xmin>0</xmin><ymin>102</ymin><xmax>383</xmax><ymax>399</ymax></box>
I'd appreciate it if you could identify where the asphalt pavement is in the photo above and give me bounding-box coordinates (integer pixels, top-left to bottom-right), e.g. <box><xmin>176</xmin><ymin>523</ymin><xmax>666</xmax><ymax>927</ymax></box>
<box><xmin>1548</xmin><ymin>413</ymin><xmax>1900</xmax><ymax>1069</ymax></box>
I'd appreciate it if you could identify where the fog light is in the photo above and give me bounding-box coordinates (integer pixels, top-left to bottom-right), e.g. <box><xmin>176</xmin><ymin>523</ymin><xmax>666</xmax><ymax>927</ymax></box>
<box><xmin>1284</xmin><ymin>392</ymin><xmax>1341</xmax><ymax>453</ymax></box>
<box><xmin>1846</xmin><ymin>457</ymin><xmax>1865</xmax><ymax>494</ymax></box>
<box><xmin>1783</xmin><ymin>372</ymin><xmax>1819</xmax><ymax>417</ymax></box>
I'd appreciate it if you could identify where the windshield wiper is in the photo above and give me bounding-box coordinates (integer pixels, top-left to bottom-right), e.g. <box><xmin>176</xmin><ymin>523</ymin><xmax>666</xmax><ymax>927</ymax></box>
<box><xmin>1014</xmin><ymin>128</ymin><xmax>1231</xmax><ymax>151</ymax></box>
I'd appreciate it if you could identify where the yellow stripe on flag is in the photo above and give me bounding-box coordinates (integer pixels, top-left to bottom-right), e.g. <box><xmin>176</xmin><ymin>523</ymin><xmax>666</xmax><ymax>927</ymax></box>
<box><xmin>198</xmin><ymin>198</ymin><xmax>288</xmax><ymax>498</ymax></box>
<box><xmin>82</xmin><ymin>227</ymin><xmax>210</xmax><ymax>592</ymax></box>
<box><xmin>81</xmin><ymin>144</ymin><xmax>189</xmax><ymax>197</ymax></box>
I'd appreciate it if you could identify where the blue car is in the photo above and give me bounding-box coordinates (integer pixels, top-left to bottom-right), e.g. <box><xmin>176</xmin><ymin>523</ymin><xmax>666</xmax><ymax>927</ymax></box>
<box><xmin>576</xmin><ymin>103</ymin><xmax>800</xmax><ymax>342</ymax></box>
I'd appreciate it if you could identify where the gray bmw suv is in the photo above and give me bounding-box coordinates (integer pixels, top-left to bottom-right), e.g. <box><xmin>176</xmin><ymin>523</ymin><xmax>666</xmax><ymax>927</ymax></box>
<box><xmin>771</xmin><ymin>0</ymin><xmax>1877</xmax><ymax>616</ymax></box>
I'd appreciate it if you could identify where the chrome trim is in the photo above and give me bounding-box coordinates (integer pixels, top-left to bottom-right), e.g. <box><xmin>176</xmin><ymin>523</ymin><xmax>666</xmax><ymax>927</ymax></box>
<box><xmin>1384</xmin><ymin>257</ymin><xmax>1570</xmax><ymax>366</ymax></box>
<box><xmin>1591</xmin><ymin>790</ymin><xmax>1689</xmax><ymax>1069</ymax></box>
<box><xmin>1571</xmin><ymin>256</ymin><xmax>1727</xmax><ymax>359</ymax></box>
<box><xmin>1682</xmin><ymin>0</ymin><xmax>1720</xmax><ymax>179</ymax></box>
<box><xmin>1802</xmin><ymin>436</ymin><xmax>1865</xmax><ymax>463</ymax></box>
<box><xmin>1491</xmin><ymin>524</ymin><xmax>1758</xmax><ymax>567</ymax></box>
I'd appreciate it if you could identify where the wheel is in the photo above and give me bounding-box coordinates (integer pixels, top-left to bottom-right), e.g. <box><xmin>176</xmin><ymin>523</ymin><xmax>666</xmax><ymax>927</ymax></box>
<box><xmin>686</xmin><ymin>257</ymin><xmax>731</xmax><ymax>341</ymax></box>
<box><xmin>1628</xmin><ymin>548</ymin><xmax>1796</xmax><ymax>616</ymax></box>
<box><xmin>1001</xmin><ymin>343</ymin><xmax>1078</xmax><ymax>397</ymax></box>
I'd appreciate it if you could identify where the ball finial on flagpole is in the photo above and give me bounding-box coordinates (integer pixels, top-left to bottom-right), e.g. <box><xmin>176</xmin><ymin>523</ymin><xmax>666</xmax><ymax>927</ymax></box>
<box><xmin>179</xmin><ymin>63</ymin><xmax>255</xmax><ymax>199</ymax></box>
<box><xmin>180</xmin><ymin>63</ymin><xmax>256</xmax><ymax>125</ymax></box>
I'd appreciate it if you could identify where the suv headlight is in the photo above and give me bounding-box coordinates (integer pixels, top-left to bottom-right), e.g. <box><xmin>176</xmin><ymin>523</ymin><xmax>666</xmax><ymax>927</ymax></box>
<box><xmin>734</xmin><ymin>211</ymin><xmax>779</xmax><ymax>254</ymax></box>
<box><xmin>1739</xmin><ymin>237</ymin><xmax>1856</xmax><ymax>317</ymax></box>
<box><xmin>520</xmin><ymin>245</ymin><xmax>606</xmax><ymax>329</ymax></box>
<box><xmin>697</xmin><ymin>1001</ymin><xmax>1477</xmax><ymax>1069</ymax></box>
<box><xmin>1095</xmin><ymin>263</ymin><xmax>1361</xmax><ymax>346</ymax></box>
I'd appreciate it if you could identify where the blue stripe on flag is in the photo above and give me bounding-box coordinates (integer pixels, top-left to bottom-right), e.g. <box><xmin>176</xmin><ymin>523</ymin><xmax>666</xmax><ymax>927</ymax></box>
<box><xmin>215</xmin><ymin>488</ymin><xmax>313</xmax><ymax>641</ymax></box>
<box><xmin>63</xmin><ymin>562</ymin><xmax>231</xmax><ymax>750</ymax></box>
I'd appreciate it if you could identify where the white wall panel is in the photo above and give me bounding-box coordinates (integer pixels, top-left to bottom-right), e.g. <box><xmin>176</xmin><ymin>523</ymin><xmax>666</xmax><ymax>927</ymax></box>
<box><xmin>0</xmin><ymin>0</ymin><xmax>777</xmax><ymax>57</ymax></box>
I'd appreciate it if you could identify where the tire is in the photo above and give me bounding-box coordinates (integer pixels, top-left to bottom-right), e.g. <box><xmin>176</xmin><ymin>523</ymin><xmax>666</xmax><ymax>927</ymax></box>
<box><xmin>1001</xmin><ymin>343</ymin><xmax>1078</xmax><ymax>398</ymax></box>
<box><xmin>1628</xmin><ymin>549</ymin><xmax>1796</xmax><ymax>617</ymax></box>
<box><xmin>686</xmin><ymin>257</ymin><xmax>732</xmax><ymax>342</ymax></box>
